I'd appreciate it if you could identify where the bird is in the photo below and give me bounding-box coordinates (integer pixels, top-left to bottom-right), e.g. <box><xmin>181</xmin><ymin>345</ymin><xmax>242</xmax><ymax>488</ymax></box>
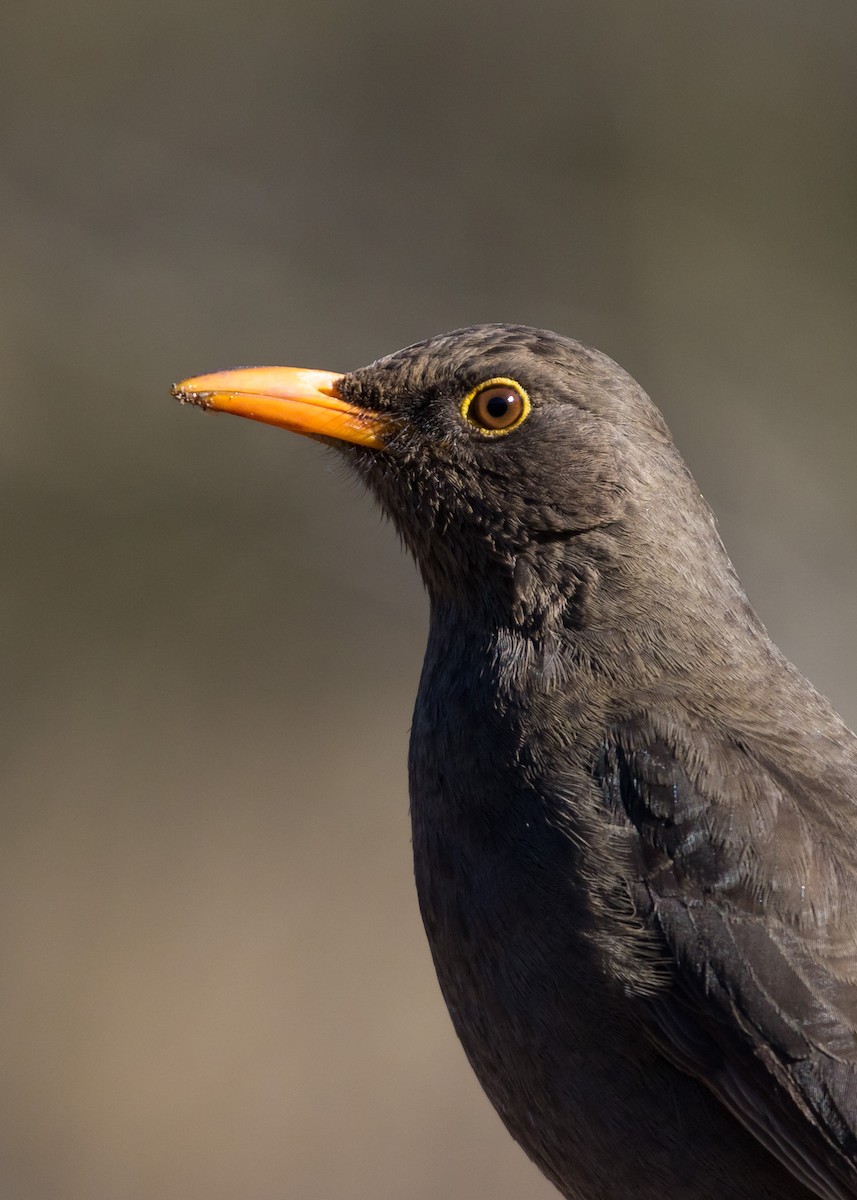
<box><xmin>173</xmin><ymin>324</ymin><xmax>857</xmax><ymax>1200</ymax></box>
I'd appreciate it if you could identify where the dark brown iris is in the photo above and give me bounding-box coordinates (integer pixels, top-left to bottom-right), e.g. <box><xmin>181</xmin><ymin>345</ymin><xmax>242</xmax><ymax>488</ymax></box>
<box><xmin>468</xmin><ymin>384</ymin><xmax>526</xmax><ymax>432</ymax></box>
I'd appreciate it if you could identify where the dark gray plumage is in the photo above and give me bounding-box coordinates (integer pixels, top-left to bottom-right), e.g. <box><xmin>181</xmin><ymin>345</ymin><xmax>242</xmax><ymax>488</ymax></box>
<box><xmin>335</xmin><ymin>326</ymin><xmax>857</xmax><ymax>1200</ymax></box>
<box><xmin>176</xmin><ymin>323</ymin><xmax>857</xmax><ymax>1198</ymax></box>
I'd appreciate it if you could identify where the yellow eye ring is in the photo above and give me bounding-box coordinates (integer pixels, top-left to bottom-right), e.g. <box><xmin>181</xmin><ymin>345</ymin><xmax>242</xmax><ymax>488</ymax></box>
<box><xmin>460</xmin><ymin>377</ymin><xmax>531</xmax><ymax>437</ymax></box>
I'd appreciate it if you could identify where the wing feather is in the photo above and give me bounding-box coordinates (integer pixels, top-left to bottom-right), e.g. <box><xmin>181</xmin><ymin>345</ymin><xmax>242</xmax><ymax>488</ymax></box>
<box><xmin>598</xmin><ymin>726</ymin><xmax>857</xmax><ymax>1198</ymax></box>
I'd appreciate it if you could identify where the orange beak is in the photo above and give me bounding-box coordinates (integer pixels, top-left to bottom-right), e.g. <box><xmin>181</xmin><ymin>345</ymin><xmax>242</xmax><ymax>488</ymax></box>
<box><xmin>171</xmin><ymin>366</ymin><xmax>390</xmax><ymax>450</ymax></box>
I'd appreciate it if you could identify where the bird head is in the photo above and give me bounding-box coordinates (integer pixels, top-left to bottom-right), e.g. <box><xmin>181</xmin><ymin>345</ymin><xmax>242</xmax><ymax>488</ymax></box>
<box><xmin>173</xmin><ymin>324</ymin><xmax>730</xmax><ymax>638</ymax></box>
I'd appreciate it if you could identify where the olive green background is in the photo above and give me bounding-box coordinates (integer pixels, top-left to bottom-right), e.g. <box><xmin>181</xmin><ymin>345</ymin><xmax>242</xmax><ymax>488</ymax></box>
<box><xmin>2</xmin><ymin>2</ymin><xmax>856</xmax><ymax>1197</ymax></box>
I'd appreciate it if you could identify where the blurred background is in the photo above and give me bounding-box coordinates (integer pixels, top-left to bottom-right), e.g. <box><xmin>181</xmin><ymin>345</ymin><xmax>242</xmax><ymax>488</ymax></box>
<box><xmin>1</xmin><ymin>1</ymin><xmax>856</xmax><ymax>1197</ymax></box>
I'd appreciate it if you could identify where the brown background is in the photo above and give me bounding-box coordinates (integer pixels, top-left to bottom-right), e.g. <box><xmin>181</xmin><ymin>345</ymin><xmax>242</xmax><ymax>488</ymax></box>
<box><xmin>2</xmin><ymin>2</ymin><xmax>856</xmax><ymax>1197</ymax></box>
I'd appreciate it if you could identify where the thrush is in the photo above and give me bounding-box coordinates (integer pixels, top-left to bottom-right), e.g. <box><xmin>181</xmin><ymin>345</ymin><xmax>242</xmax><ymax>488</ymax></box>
<box><xmin>173</xmin><ymin>325</ymin><xmax>857</xmax><ymax>1200</ymax></box>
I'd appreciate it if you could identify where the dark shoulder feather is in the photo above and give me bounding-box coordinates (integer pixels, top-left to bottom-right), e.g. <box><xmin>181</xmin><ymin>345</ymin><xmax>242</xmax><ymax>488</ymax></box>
<box><xmin>597</xmin><ymin>722</ymin><xmax>857</xmax><ymax>1199</ymax></box>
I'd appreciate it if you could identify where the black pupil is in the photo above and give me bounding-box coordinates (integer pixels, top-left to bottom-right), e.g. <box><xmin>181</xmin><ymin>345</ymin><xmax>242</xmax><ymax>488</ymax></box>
<box><xmin>485</xmin><ymin>393</ymin><xmax>514</xmax><ymax>419</ymax></box>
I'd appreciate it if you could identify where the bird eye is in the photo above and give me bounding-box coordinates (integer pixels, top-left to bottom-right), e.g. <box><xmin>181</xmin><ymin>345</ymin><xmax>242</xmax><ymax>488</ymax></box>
<box><xmin>461</xmin><ymin>378</ymin><xmax>531</xmax><ymax>436</ymax></box>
